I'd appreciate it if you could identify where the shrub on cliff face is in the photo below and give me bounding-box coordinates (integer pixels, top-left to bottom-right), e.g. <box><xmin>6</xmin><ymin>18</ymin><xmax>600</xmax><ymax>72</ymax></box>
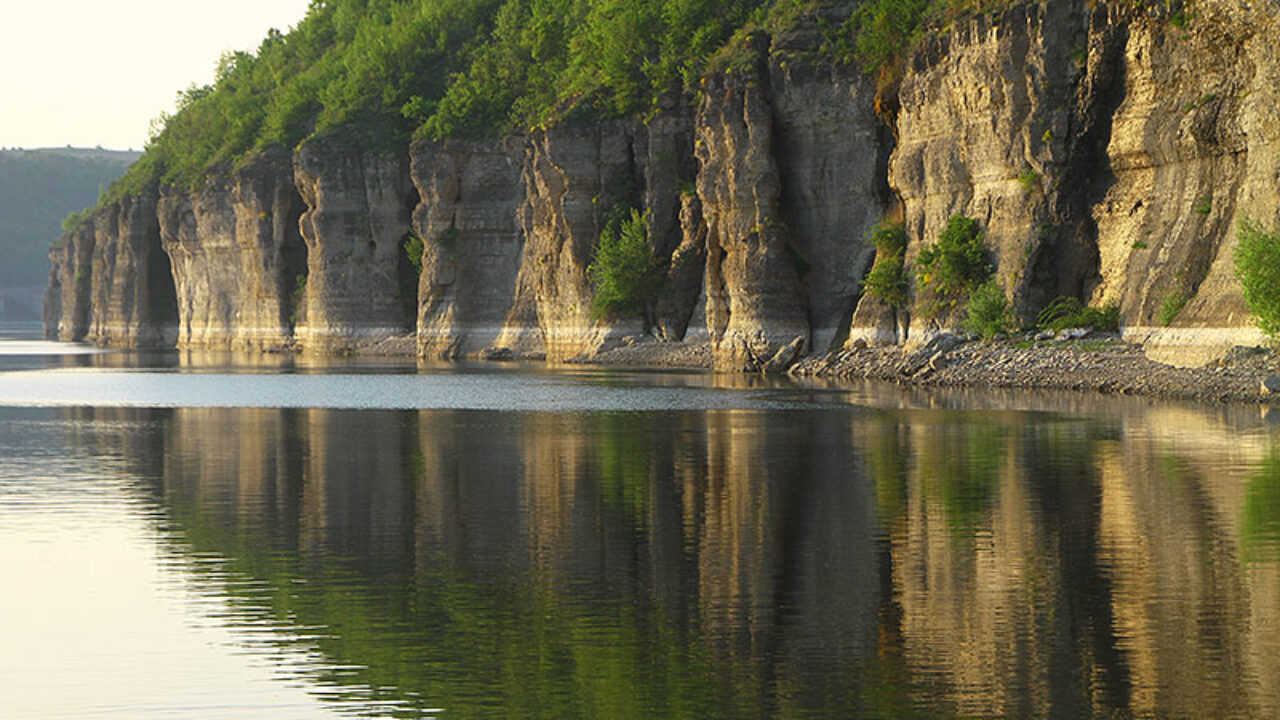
<box><xmin>862</xmin><ymin>218</ymin><xmax>909</xmax><ymax>306</ymax></box>
<box><xmin>1235</xmin><ymin>218</ymin><xmax>1280</xmax><ymax>340</ymax></box>
<box><xmin>915</xmin><ymin>214</ymin><xmax>990</xmax><ymax>314</ymax></box>
<box><xmin>1037</xmin><ymin>296</ymin><xmax>1120</xmax><ymax>332</ymax></box>
<box><xmin>589</xmin><ymin>208</ymin><xmax>661</xmax><ymax>322</ymax></box>
<box><xmin>403</xmin><ymin>232</ymin><xmax>425</xmax><ymax>276</ymax></box>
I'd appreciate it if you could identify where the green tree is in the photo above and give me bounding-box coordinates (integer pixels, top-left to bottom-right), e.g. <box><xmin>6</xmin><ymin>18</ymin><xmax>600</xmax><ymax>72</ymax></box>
<box><xmin>589</xmin><ymin>208</ymin><xmax>661</xmax><ymax>323</ymax></box>
<box><xmin>1234</xmin><ymin>218</ymin><xmax>1280</xmax><ymax>340</ymax></box>
<box><xmin>862</xmin><ymin>218</ymin><xmax>909</xmax><ymax>307</ymax></box>
<box><xmin>915</xmin><ymin>214</ymin><xmax>990</xmax><ymax>312</ymax></box>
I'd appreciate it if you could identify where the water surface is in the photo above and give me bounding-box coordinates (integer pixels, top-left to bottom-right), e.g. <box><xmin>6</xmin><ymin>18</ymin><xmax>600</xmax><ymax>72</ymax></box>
<box><xmin>1</xmin><ymin>330</ymin><xmax>1277</xmax><ymax>718</ymax></box>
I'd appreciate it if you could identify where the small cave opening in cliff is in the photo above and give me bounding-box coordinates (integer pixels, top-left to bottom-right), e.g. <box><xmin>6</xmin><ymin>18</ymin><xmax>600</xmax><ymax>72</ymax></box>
<box><xmin>280</xmin><ymin>198</ymin><xmax>308</xmax><ymax>333</ymax></box>
<box><xmin>146</xmin><ymin>243</ymin><xmax>179</xmax><ymax>345</ymax></box>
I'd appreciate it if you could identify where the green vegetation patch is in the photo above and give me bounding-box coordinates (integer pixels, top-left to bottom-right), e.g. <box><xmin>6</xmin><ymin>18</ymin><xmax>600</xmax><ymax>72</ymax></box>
<box><xmin>962</xmin><ymin>279</ymin><xmax>1015</xmax><ymax>339</ymax></box>
<box><xmin>589</xmin><ymin>207</ymin><xmax>662</xmax><ymax>321</ymax></box>
<box><xmin>915</xmin><ymin>214</ymin><xmax>991</xmax><ymax>314</ymax></box>
<box><xmin>1234</xmin><ymin>218</ymin><xmax>1280</xmax><ymax>341</ymax></box>
<box><xmin>861</xmin><ymin>218</ymin><xmax>909</xmax><ymax>307</ymax></box>
<box><xmin>1036</xmin><ymin>296</ymin><xmax>1120</xmax><ymax>332</ymax></box>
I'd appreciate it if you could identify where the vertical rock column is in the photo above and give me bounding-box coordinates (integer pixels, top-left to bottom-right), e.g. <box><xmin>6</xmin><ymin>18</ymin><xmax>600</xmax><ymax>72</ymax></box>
<box><xmin>159</xmin><ymin>149</ymin><xmax>306</xmax><ymax>351</ymax></box>
<box><xmin>411</xmin><ymin>137</ymin><xmax>528</xmax><ymax>359</ymax></box>
<box><xmin>86</xmin><ymin>190</ymin><xmax>176</xmax><ymax>347</ymax></box>
<box><xmin>697</xmin><ymin>53</ymin><xmax>809</xmax><ymax>372</ymax></box>
<box><xmin>508</xmin><ymin>122</ymin><xmax>641</xmax><ymax>362</ymax></box>
<box><xmin>44</xmin><ymin>219</ymin><xmax>96</xmax><ymax>341</ymax></box>
<box><xmin>770</xmin><ymin>22</ymin><xmax>886</xmax><ymax>352</ymax></box>
<box><xmin>293</xmin><ymin>136</ymin><xmax>417</xmax><ymax>353</ymax></box>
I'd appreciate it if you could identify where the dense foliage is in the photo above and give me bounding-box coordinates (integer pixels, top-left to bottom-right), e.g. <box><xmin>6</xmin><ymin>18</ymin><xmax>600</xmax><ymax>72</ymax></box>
<box><xmin>861</xmin><ymin>218</ymin><xmax>909</xmax><ymax>307</ymax></box>
<box><xmin>589</xmin><ymin>208</ymin><xmax>661</xmax><ymax>321</ymax></box>
<box><xmin>0</xmin><ymin>148</ymin><xmax>137</xmax><ymax>285</ymax></box>
<box><xmin>1036</xmin><ymin>296</ymin><xmax>1120</xmax><ymax>333</ymax></box>
<box><xmin>962</xmin><ymin>279</ymin><xmax>1014</xmax><ymax>339</ymax></box>
<box><xmin>104</xmin><ymin>0</ymin><xmax>1037</xmax><ymax>202</ymax></box>
<box><xmin>915</xmin><ymin>214</ymin><xmax>990</xmax><ymax>312</ymax></box>
<box><xmin>1234</xmin><ymin>218</ymin><xmax>1280</xmax><ymax>340</ymax></box>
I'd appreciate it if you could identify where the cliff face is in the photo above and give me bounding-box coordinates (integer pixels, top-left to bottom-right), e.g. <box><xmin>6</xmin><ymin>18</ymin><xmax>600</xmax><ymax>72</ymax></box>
<box><xmin>159</xmin><ymin>149</ymin><xmax>303</xmax><ymax>350</ymax></box>
<box><xmin>45</xmin><ymin>0</ymin><xmax>1280</xmax><ymax>370</ymax></box>
<box><xmin>411</xmin><ymin>138</ymin><xmax>526</xmax><ymax>360</ymax></box>
<box><xmin>293</xmin><ymin>136</ymin><xmax>418</xmax><ymax>352</ymax></box>
<box><xmin>87</xmin><ymin>190</ymin><xmax>175</xmax><ymax>347</ymax></box>
<box><xmin>887</xmin><ymin>2</ymin><xmax>1100</xmax><ymax>336</ymax></box>
<box><xmin>1092</xmin><ymin>0</ymin><xmax>1280</xmax><ymax>364</ymax></box>
<box><xmin>45</xmin><ymin>221</ymin><xmax>95</xmax><ymax>341</ymax></box>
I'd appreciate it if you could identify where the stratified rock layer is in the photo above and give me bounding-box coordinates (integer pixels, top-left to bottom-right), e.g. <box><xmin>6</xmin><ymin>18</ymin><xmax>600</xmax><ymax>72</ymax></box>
<box><xmin>294</xmin><ymin>136</ymin><xmax>417</xmax><ymax>353</ymax></box>
<box><xmin>160</xmin><ymin>150</ymin><xmax>304</xmax><ymax>350</ymax></box>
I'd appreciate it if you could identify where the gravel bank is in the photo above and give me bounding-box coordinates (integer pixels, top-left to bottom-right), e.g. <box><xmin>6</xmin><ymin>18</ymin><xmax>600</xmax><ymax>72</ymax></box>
<box><xmin>790</xmin><ymin>332</ymin><xmax>1280</xmax><ymax>404</ymax></box>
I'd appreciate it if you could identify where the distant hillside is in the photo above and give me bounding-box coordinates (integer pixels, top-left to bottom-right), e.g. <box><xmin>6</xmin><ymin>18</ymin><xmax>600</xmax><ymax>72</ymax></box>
<box><xmin>0</xmin><ymin>147</ymin><xmax>139</xmax><ymax>288</ymax></box>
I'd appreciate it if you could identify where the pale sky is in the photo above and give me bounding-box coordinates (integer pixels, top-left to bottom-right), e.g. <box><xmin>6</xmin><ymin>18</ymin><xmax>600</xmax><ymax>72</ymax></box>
<box><xmin>1</xmin><ymin>0</ymin><xmax>314</xmax><ymax>151</ymax></box>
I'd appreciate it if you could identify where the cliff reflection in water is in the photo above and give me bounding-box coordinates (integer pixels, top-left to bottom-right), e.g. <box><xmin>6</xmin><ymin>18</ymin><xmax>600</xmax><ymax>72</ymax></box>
<box><xmin>74</xmin><ymin>400</ymin><xmax>1280</xmax><ymax>719</ymax></box>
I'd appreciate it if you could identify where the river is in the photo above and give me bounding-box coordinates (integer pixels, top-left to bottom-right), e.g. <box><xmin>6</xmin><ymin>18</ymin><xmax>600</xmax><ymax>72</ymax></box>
<box><xmin>0</xmin><ymin>323</ymin><xmax>1277</xmax><ymax>719</ymax></box>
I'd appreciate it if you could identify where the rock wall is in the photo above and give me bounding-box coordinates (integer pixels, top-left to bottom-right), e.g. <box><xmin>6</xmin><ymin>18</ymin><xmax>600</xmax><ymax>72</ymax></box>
<box><xmin>87</xmin><ymin>190</ymin><xmax>175</xmax><ymax>347</ymax></box>
<box><xmin>159</xmin><ymin>150</ymin><xmax>303</xmax><ymax>351</ymax></box>
<box><xmin>887</xmin><ymin>2</ymin><xmax>1098</xmax><ymax>339</ymax></box>
<box><xmin>770</xmin><ymin>17</ymin><xmax>887</xmax><ymax>352</ymax></box>
<box><xmin>411</xmin><ymin>138</ymin><xmax>527</xmax><ymax>360</ymax></box>
<box><xmin>1092</xmin><ymin>0</ymin><xmax>1280</xmax><ymax>364</ymax></box>
<box><xmin>697</xmin><ymin>41</ymin><xmax>810</xmax><ymax>372</ymax></box>
<box><xmin>293</xmin><ymin>136</ymin><xmax>417</xmax><ymax>353</ymax></box>
<box><xmin>45</xmin><ymin>220</ymin><xmax>96</xmax><ymax>341</ymax></box>
<box><xmin>43</xmin><ymin>0</ymin><xmax>1280</xmax><ymax>370</ymax></box>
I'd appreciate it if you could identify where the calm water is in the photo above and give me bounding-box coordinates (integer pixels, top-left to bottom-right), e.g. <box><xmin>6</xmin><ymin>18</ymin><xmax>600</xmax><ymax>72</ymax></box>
<box><xmin>1</xmin><ymin>325</ymin><xmax>1278</xmax><ymax>719</ymax></box>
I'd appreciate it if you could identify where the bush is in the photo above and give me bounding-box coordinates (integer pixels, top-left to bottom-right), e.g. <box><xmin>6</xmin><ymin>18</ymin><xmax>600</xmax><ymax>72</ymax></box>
<box><xmin>915</xmin><ymin>215</ymin><xmax>990</xmax><ymax>310</ymax></box>
<box><xmin>862</xmin><ymin>219</ymin><xmax>909</xmax><ymax>306</ymax></box>
<box><xmin>403</xmin><ymin>232</ymin><xmax>425</xmax><ymax>276</ymax></box>
<box><xmin>589</xmin><ymin>208</ymin><xmax>661</xmax><ymax>320</ymax></box>
<box><xmin>1235</xmin><ymin>218</ymin><xmax>1280</xmax><ymax>339</ymax></box>
<box><xmin>962</xmin><ymin>280</ymin><xmax>1014</xmax><ymax>339</ymax></box>
<box><xmin>1036</xmin><ymin>296</ymin><xmax>1120</xmax><ymax>332</ymax></box>
<box><xmin>1017</xmin><ymin>166</ymin><xmax>1042</xmax><ymax>195</ymax></box>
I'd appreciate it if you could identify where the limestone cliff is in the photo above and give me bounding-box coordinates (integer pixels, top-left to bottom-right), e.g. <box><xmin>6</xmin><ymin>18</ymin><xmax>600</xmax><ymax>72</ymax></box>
<box><xmin>1092</xmin><ymin>0</ymin><xmax>1280</xmax><ymax>364</ymax></box>
<box><xmin>45</xmin><ymin>220</ymin><xmax>95</xmax><ymax>341</ymax></box>
<box><xmin>159</xmin><ymin>149</ymin><xmax>304</xmax><ymax>351</ymax></box>
<box><xmin>411</xmin><ymin>137</ymin><xmax>527</xmax><ymax>360</ymax></box>
<box><xmin>885</xmin><ymin>2</ymin><xmax>1101</xmax><ymax>338</ymax></box>
<box><xmin>293</xmin><ymin>136</ymin><xmax>418</xmax><ymax>353</ymax></box>
<box><xmin>43</xmin><ymin>0</ymin><xmax>1280</xmax><ymax>371</ymax></box>
<box><xmin>87</xmin><ymin>190</ymin><xmax>175</xmax><ymax>347</ymax></box>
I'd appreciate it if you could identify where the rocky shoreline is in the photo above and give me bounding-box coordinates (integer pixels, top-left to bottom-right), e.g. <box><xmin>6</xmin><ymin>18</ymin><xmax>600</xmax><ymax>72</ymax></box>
<box><xmin>574</xmin><ymin>331</ymin><xmax>1280</xmax><ymax>405</ymax></box>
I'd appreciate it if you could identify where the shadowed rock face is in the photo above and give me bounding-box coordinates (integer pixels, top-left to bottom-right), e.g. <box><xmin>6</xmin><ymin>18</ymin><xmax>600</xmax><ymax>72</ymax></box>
<box><xmin>88</xmin><ymin>190</ymin><xmax>176</xmax><ymax>348</ymax></box>
<box><xmin>42</xmin><ymin>0</ymin><xmax>1280</xmax><ymax>370</ymax></box>
<box><xmin>770</xmin><ymin>19</ymin><xmax>886</xmax><ymax>352</ymax></box>
<box><xmin>159</xmin><ymin>149</ymin><xmax>305</xmax><ymax>351</ymax></box>
<box><xmin>412</xmin><ymin>138</ymin><xmax>528</xmax><ymax>360</ymax></box>
<box><xmin>293</xmin><ymin>136</ymin><xmax>417</xmax><ymax>353</ymax></box>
